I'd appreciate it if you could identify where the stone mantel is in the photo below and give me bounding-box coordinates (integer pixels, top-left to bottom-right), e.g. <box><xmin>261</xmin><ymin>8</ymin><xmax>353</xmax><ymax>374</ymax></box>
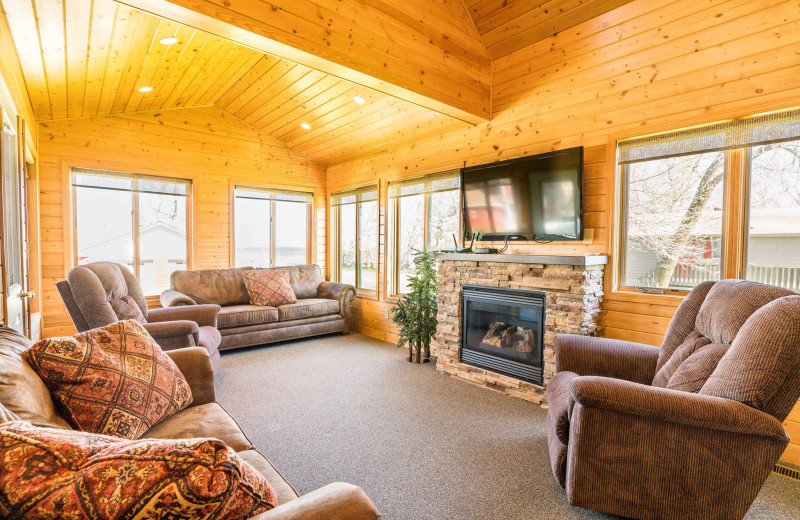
<box><xmin>433</xmin><ymin>256</ymin><xmax>605</xmax><ymax>404</ymax></box>
<box><xmin>434</xmin><ymin>252</ymin><xmax>608</xmax><ymax>266</ymax></box>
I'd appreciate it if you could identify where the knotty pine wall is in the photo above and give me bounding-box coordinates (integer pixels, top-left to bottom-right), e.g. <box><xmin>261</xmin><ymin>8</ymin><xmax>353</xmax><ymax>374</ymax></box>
<box><xmin>328</xmin><ymin>0</ymin><xmax>800</xmax><ymax>465</ymax></box>
<box><xmin>37</xmin><ymin>106</ymin><xmax>327</xmax><ymax>338</ymax></box>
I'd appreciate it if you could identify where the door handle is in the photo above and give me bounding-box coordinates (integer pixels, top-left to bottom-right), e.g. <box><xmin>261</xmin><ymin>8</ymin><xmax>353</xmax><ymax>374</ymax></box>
<box><xmin>19</xmin><ymin>291</ymin><xmax>35</xmax><ymax>299</ymax></box>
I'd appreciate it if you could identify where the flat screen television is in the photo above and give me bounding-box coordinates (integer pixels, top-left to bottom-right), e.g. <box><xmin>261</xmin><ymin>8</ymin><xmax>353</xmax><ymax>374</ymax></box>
<box><xmin>461</xmin><ymin>146</ymin><xmax>584</xmax><ymax>242</ymax></box>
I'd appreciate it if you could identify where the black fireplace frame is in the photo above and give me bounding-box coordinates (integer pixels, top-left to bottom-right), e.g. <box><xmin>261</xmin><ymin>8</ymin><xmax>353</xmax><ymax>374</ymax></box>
<box><xmin>459</xmin><ymin>284</ymin><xmax>545</xmax><ymax>385</ymax></box>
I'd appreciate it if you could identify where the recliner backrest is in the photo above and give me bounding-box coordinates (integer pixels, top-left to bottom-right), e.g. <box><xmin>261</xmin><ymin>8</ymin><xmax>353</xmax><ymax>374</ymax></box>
<box><xmin>63</xmin><ymin>262</ymin><xmax>148</xmax><ymax>330</ymax></box>
<box><xmin>651</xmin><ymin>280</ymin><xmax>798</xmax><ymax>417</ymax></box>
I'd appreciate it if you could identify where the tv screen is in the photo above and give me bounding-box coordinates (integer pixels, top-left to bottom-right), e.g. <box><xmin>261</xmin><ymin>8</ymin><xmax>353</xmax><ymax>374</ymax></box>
<box><xmin>461</xmin><ymin>147</ymin><xmax>583</xmax><ymax>241</ymax></box>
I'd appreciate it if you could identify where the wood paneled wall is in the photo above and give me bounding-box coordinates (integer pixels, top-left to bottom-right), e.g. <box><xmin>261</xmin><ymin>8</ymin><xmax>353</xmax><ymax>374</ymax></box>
<box><xmin>37</xmin><ymin>106</ymin><xmax>326</xmax><ymax>338</ymax></box>
<box><xmin>327</xmin><ymin>0</ymin><xmax>800</xmax><ymax>465</ymax></box>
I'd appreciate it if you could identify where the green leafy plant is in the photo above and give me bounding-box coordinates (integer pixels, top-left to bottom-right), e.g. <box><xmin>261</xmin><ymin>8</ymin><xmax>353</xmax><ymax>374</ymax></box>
<box><xmin>392</xmin><ymin>249</ymin><xmax>438</xmax><ymax>363</ymax></box>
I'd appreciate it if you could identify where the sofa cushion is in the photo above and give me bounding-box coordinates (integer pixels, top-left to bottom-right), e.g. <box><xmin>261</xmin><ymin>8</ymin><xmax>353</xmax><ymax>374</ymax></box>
<box><xmin>23</xmin><ymin>320</ymin><xmax>192</xmax><ymax>439</ymax></box>
<box><xmin>0</xmin><ymin>421</ymin><xmax>277</xmax><ymax>518</ymax></box>
<box><xmin>171</xmin><ymin>266</ymin><xmax>253</xmax><ymax>306</ymax></box>
<box><xmin>275</xmin><ymin>264</ymin><xmax>324</xmax><ymax>300</ymax></box>
<box><xmin>701</xmin><ymin>295</ymin><xmax>800</xmax><ymax>420</ymax></box>
<box><xmin>219</xmin><ymin>305</ymin><xmax>280</xmax><ymax>329</ymax></box>
<box><xmin>237</xmin><ymin>449</ymin><xmax>299</xmax><ymax>506</ymax></box>
<box><xmin>278</xmin><ymin>298</ymin><xmax>340</xmax><ymax>321</ymax></box>
<box><xmin>142</xmin><ymin>402</ymin><xmax>254</xmax><ymax>452</ymax></box>
<box><xmin>0</xmin><ymin>327</ymin><xmax>71</xmax><ymax>429</ymax></box>
<box><xmin>244</xmin><ymin>270</ymin><xmax>298</xmax><ymax>307</ymax></box>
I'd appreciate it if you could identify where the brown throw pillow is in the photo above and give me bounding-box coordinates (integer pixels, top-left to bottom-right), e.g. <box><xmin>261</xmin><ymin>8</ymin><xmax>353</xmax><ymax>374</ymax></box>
<box><xmin>0</xmin><ymin>421</ymin><xmax>277</xmax><ymax>519</ymax></box>
<box><xmin>243</xmin><ymin>269</ymin><xmax>298</xmax><ymax>307</ymax></box>
<box><xmin>22</xmin><ymin>320</ymin><xmax>192</xmax><ymax>439</ymax></box>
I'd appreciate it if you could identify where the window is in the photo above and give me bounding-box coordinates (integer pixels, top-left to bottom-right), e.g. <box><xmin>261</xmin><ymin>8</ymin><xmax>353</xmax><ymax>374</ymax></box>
<box><xmin>233</xmin><ymin>186</ymin><xmax>313</xmax><ymax>268</ymax></box>
<box><xmin>331</xmin><ymin>187</ymin><xmax>378</xmax><ymax>291</ymax></box>
<box><xmin>388</xmin><ymin>172</ymin><xmax>460</xmax><ymax>294</ymax></box>
<box><xmin>71</xmin><ymin>168</ymin><xmax>190</xmax><ymax>295</ymax></box>
<box><xmin>618</xmin><ymin>108</ymin><xmax>800</xmax><ymax>292</ymax></box>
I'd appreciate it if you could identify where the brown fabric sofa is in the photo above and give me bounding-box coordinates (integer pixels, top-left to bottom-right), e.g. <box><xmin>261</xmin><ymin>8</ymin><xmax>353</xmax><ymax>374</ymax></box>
<box><xmin>161</xmin><ymin>265</ymin><xmax>355</xmax><ymax>351</ymax></box>
<box><xmin>57</xmin><ymin>262</ymin><xmax>223</xmax><ymax>370</ymax></box>
<box><xmin>0</xmin><ymin>326</ymin><xmax>381</xmax><ymax>519</ymax></box>
<box><xmin>546</xmin><ymin>279</ymin><xmax>800</xmax><ymax>520</ymax></box>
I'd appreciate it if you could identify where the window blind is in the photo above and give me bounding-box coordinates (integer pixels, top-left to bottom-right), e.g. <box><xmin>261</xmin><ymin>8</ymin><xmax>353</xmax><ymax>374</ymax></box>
<box><xmin>387</xmin><ymin>170</ymin><xmax>460</xmax><ymax>198</ymax></box>
<box><xmin>71</xmin><ymin>168</ymin><xmax>191</xmax><ymax>197</ymax></box>
<box><xmin>234</xmin><ymin>185</ymin><xmax>313</xmax><ymax>203</ymax></box>
<box><xmin>618</xmin><ymin>107</ymin><xmax>800</xmax><ymax>164</ymax></box>
<box><xmin>330</xmin><ymin>185</ymin><xmax>377</xmax><ymax>206</ymax></box>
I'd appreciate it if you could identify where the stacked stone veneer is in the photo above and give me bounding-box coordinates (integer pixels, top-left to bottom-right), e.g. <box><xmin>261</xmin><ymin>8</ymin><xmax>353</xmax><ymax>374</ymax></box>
<box><xmin>434</xmin><ymin>259</ymin><xmax>605</xmax><ymax>404</ymax></box>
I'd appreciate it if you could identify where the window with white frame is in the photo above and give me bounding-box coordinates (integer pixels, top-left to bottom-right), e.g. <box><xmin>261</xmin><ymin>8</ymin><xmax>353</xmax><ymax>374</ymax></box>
<box><xmin>618</xmin><ymin>108</ymin><xmax>800</xmax><ymax>292</ymax></box>
<box><xmin>71</xmin><ymin>168</ymin><xmax>191</xmax><ymax>295</ymax></box>
<box><xmin>233</xmin><ymin>186</ymin><xmax>313</xmax><ymax>268</ymax></box>
<box><xmin>388</xmin><ymin>171</ymin><xmax>460</xmax><ymax>294</ymax></box>
<box><xmin>331</xmin><ymin>187</ymin><xmax>378</xmax><ymax>291</ymax></box>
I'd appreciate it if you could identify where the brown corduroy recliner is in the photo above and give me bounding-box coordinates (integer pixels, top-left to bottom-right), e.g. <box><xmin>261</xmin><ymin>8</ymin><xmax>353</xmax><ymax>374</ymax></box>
<box><xmin>56</xmin><ymin>262</ymin><xmax>222</xmax><ymax>370</ymax></box>
<box><xmin>546</xmin><ymin>279</ymin><xmax>800</xmax><ymax>520</ymax></box>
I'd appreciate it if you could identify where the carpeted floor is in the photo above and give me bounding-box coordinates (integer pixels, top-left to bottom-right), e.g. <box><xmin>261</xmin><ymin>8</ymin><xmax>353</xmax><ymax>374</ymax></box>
<box><xmin>215</xmin><ymin>333</ymin><xmax>800</xmax><ymax>520</ymax></box>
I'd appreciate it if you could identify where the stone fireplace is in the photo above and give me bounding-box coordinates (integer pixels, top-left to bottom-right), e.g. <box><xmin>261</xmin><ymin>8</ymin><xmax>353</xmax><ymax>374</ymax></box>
<box><xmin>433</xmin><ymin>253</ymin><xmax>607</xmax><ymax>404</ymax></box>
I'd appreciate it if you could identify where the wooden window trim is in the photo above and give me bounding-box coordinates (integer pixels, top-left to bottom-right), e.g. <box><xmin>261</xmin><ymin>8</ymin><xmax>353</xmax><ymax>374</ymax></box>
<box><xmin>331</xmin><ymin>185</ymin><xmax>379</xmax><ymax>298</ymax></box>
<box><xmin>612</xmin><ymin>131</ymin><xmax>796</xmax><ymax>301</ymax></box>
<box><xmin>230</xmin><ymin>184</ymin><xmax>315</xmax><ymax>268</ymax></box>
<box><xmin>67</xmin><ymin>166</ymin><xmax>193</xmax><ymax>297</ymax></box>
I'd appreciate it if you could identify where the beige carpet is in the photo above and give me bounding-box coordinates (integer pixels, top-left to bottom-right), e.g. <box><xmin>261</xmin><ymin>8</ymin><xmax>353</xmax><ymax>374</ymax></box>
<box><xmin>215</xmin><ymin>333</ymin><xmax>800</xmax><ymax>520</ymax></box>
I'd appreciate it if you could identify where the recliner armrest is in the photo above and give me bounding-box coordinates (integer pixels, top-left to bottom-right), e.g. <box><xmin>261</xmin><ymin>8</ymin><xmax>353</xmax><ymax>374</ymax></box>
<box><xmin>144</xmin><ymin>320</ymin><xmax>200</xmax><ymax>351</ymax></box>
<box><xmin>148</xmin><ymin>304</ymin><xmax>220</xmax><ymax>328</ymax></box>
<box><xmin>165</xmin><ymin>347</ymin><xmax>215</xmax><ymax>407</ymax></box>
<box><xmin>570</xmin><ymin>376</ymin><xmax>788</xmax><ymax>441</ymax></box>
<box><xmin>250</xmin><ymin>482</ymin><xmax>381</xmax><ymax>520</ymax></box>
<box><xmin>555</xmin><ymin>334</ymin><xmax>659</xmax><ymax>385</ymax></box>
<box><xmin>160</xmin><ymin>289</ymin><xmax>198</xmax><ymax>308</ymax></box>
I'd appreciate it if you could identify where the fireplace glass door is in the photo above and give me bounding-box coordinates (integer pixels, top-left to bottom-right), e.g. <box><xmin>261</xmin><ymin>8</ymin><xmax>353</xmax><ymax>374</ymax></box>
<box><xmin>460</xmin><ymin>285</ymin><xmax>545</xmax><ymax>384</ymax></box>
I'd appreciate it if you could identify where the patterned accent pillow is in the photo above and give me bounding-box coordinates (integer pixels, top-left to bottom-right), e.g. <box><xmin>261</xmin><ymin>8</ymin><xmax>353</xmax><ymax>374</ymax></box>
<box><xmin>22</xmin><ymin>320</ymin><xmax>192</xmax><ymax>439</ymax></box>
<box><xmin>242</xmin><ymin>269</ymin><xmax>298</xmax><ymax>307</ymax></box>
<box><xmin>0</xmin><ymin>421</ymin><xmax>277</xmax><ymax>519</ymax></box>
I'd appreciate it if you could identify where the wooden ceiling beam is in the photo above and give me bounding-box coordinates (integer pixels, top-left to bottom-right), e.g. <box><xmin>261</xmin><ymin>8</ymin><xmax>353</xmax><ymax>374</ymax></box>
<box><xmin>115</xmin><ymin>0</ymin><xmax>490</xmax><ymax>124</ymax></box>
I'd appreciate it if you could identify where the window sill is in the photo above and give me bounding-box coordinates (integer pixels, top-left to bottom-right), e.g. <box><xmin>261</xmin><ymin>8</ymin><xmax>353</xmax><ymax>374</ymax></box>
<box><xmin>605</xmin><ymin>288</ymin><xmax>688</xmax><ymax>305</ymax></box>
<box><xmin>355</xmin><ymin>289</ymin><xmax>378</xmax><ymax>301</ymax></box>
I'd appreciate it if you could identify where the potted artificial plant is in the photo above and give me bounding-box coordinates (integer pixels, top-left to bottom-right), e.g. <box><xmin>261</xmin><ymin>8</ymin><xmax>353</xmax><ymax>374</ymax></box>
<box><xmin>392</xmin><ymin>249</ymin><xmax>438</xmax><ymax>363</ymax></box>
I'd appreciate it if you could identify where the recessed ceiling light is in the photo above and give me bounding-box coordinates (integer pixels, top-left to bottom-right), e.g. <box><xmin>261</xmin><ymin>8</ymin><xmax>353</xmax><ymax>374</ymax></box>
<box><xmin>301</xmin><ymin>122</ymin><xmax>311</xmax><ymax>130</ymax></box>
<box><xmin>159</xmin><ymin>36</ymin><xmax>179</xmax><ymax>45</ymax></box>
<box><xmin>138</xmin><ymin>86</ymin><xmax>153</xmax><ymax>93</ymax></box>
<box><xmin>353</xmin><ymin>95</ymin><xmax>366</xmax><ymax>104</ymax></box>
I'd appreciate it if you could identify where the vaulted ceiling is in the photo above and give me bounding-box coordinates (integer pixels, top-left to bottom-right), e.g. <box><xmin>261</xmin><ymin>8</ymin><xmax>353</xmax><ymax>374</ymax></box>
<box><xmin>1</xmin><ymin>0</ymin><xmax>633</xmax><ymax>165</ymax></box>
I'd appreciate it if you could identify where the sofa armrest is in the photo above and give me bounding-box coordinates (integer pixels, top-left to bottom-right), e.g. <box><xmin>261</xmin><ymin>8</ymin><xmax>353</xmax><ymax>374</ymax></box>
<box><xmin>148</xmin><ymin>304</ymin><xmax>220</xmax><ymax>328</ymax></box>
<box><xmin>555</xmin><ymin>334</ymin><xmax>659</xmax><ymax>385</ymax></box>
<box><xmin>317</xmin><ymin>281</ymin><xmax>356</xmax><ymax>331</ymax></box>
<box><xmin>144</xmin><ymin>320</ymin><xmax>200</xmax><ymax>351</ymax></box>
<box><xmin>250</xmin><ymin>483</ymin><xmax>380</xmax><ymax>520</ymax></box>
<box><xmin>160</xmin><ymin>289</ymin><xmax>197</xmax><ymax>308</ymax></box>
<box><xmin>165</xmin><ymin>347</ymin><xmax>216</xmax><ymax>407</ymax></box>
<box><xmin>570</xmin><ymin>376</ymin><xmax>788</xmax><ymax>441</ymax></box>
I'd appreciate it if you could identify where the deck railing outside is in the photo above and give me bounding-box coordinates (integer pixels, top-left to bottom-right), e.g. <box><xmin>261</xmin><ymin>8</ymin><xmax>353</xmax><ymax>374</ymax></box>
<box><xmin>668</xmin><ymin>264</ymin><xmax>800</xmax><ymax>291</ymax></box>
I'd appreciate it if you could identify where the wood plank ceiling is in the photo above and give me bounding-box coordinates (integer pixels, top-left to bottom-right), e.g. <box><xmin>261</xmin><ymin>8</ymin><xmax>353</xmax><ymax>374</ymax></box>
<box><xmin>1</xmin><ymin>0</ymin><xmax>636</xmax><ymax>164</ymax></box>
<box><xmin>466</xmin><ymin>0</ymin><xmax>635</xmax><ymax>59</ymax></box>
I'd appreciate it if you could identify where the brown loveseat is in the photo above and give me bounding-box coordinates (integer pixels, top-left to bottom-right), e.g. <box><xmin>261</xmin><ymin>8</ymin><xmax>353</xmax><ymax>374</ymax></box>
<box><xmin>546</xmin><ymin>280</ymin><xmax>800</xmax><ymax>520</ymax></box>
<box><xmin>160</xmin><ymin>265</ymin><xmax>355</xmax><ymax>351</ymax></box>
<box><xmin>0</xmin><ymin>326</ymin><xmax>381</xmax><ymax>519</ymax></box>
